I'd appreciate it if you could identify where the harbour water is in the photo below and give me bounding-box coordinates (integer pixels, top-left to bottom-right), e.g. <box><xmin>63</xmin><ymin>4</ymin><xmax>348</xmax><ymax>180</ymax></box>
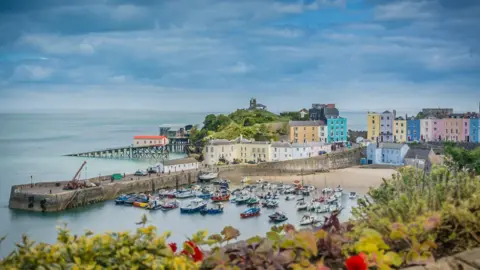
<box><xmin>0</xmin><ymin>110</ymin><xmax>367</xmax><ymax>257</ymax></box>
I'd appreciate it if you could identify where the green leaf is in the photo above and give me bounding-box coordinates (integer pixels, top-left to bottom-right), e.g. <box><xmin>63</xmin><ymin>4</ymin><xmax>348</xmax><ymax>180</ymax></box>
<box><xmin>247</xmin><ymin>236</ymin><xmax>262</xmax><ymax>245</ymax></box>
<box><xmin>384</xmin><ymin>251</ymin><xmax>403</xmax><ymax>267</ymax></box>
<box><xmin>266</xmin><ymin>231</ymin><xmax>280</xmax><ymax>242</ymax></box>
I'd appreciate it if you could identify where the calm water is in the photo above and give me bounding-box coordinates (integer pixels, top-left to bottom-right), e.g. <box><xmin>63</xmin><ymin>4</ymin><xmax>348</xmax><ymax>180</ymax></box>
<box><xmin>0</xmin><ymin>110</ymin><xmax>366</xmax><ymax>257</ymax></box>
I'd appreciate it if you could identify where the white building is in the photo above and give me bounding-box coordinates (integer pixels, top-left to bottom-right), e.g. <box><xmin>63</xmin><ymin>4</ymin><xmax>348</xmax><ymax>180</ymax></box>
<box><xmin>318</xmin><ymin>125</ymin><xmax>329</xmax><ymax>143</ymax></box>
<box><xmin>367</xmin><ymin>142</ymin><xmax>409</xmax><ymax>165</ymax></box>
<box><xmin>133</xmin><ymin>135</ymin><xmax>168</xmax><ymax>147</ymax></box>
<box><xmin>270</xmin><ymin>142</ymin><xmax>294</xmax><ymax>161</ymax></box>
<box><xmin>203</xmin><ymin>139</ymin><xmax>236</xmax><ymax>165</ymax></box>
<box><xmin>154</xmin><ymin>158</ymin><xmax>199</xmax><ymax>173</ymax></box>
<box><xmin>234</xmin><ymin>137</ymin><xmax>271</xmax><ymax>163</ymax></box>
<box><xmin>380</xmin><ymin>111</ymin><xmax>395</xmax><ymax>142</ymax></box>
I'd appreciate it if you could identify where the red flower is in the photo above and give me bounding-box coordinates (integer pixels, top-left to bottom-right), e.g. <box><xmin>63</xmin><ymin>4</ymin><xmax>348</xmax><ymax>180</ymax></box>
<box><xmin>181</xmin><ymin>241</ymin><xmax>204</xmax><ymax>262</ymax></box>
<box><xmin>168</xmin><ymin>242</ymin><xmax>177</xmax><ymax>253</ymax></box>
<box><xmin>345</xmin><ymin>254</ymin><xmax>368</xmax><ymax>270</ymax></box>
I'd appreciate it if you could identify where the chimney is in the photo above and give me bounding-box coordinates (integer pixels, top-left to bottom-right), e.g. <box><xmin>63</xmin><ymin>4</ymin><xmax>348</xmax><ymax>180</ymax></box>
<box><xmin>393</xmin><ymin>110</ymin><xmax>396</xmax><ymax>118</ymax></box>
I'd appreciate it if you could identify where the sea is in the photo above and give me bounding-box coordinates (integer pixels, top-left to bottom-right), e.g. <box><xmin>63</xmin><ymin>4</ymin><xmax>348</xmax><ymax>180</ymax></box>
<box><xmin>0</xmin><ymin>110</ymin><xmax>368</xmax><ymax>257</ymax></box>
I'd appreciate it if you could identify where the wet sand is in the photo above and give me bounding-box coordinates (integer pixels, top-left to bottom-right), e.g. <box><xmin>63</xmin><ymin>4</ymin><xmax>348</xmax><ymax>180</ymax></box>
<box><xmin>224</xmin><ymin>167</ymin><xmax>398</xmax><ymax>195</ymax></box>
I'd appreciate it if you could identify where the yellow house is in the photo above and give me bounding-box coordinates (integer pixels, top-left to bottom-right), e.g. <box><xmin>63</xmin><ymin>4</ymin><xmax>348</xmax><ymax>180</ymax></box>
<box><xmin>393</xmin><ymin>117</ymin><xmax>407</xmax><ymax>142</ymax></box>
<box><xmin>288</xmin><ymin>121</ymin><xmax>323</xmax><ymax>143</ymax></box>
<box><xmin>367</xmin><ymin>112</ymin><xmax>380</xmax><ymax>141</ymax></box>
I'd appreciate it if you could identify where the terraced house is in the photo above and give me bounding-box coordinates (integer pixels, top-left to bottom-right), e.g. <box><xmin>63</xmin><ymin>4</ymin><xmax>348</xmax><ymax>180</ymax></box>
<box><xmin>367</xmin><ymin>112</ymin><xmax>381</xmax><ymax>141</ymax></box>
<box><xmin>393</xmin><ymin>116</ymin><xmax>406</xmax><ymax>143</ymax></box>
<box><xmin>288</xmin><ymin>120</ymin><xmax>324</xmax><ymax>143</ymax></box>
<box><xmin>326</xmin><ymin>117</ymin><xmax>348</xmax><ymax>143</ymax></box>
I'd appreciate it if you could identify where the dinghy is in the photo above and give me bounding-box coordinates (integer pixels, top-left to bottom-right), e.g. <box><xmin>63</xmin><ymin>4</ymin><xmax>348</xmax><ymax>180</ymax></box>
<box><xmin>349</xmin><ymin>192</ymin><xmax>357</xmax><ymax>199</ymax></box>
<box><xmin>200</xmin><ymin>203</ymin><xmax>224</xmax><ymax>215</ymax></box>
<box><xmin>269</xmin><ymin>212</ymin><xmax>288</xmax><ymax>223</ymax></box>
<box><xmin>296</xmin><ymin>198</ymin><xmax>308</xmax><ymax>211</ymax></box>
<box><xmin>240</xmin><ymin>207</ymin><xmax>261</xmax><ymax>218</ymax></box>
<box><xmin>180</xmin><ymin>198</ymin><xmax>207</xmax><ymax>213</ymax></box>
<box><xmin>299</xmin><ymin>214</ymin><xmax>319</xmax><ymax>226</ymax></box>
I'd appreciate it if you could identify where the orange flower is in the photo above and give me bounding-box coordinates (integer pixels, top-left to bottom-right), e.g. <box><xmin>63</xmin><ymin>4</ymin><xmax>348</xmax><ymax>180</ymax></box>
<box><xmin>345</xmin><ymin>253</ymin><xmax>368</xmax><ymax>270</ymax></box>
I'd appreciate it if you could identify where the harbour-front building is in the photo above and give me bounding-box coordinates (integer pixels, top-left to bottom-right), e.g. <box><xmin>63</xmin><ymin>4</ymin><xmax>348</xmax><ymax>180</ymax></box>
<box><xmin>366</xmin><ymin>142</ymin><xmax>410</xmax><ymax>165</ymax></box>
<box><xmin>470</xmin><ymin>117</ymin><xmax>480</xmax><ymax>143</ymax></box>
<box><xmin>326</xmin><ymin>117</ymin><xmax>348</xmax><ymax>142</ymax></box>
<box><xmin>393</xmin><ymin>117</ymin><xmax>406</xmax><ymax>142</ymax></box>
<box><xmin>154</xmin><ymin>158</ymin><xmax>199</xmax><ymax>173</ymax></box>
<box><xmin>367</xmin><ymin>112</ymin><xmax>381</xmax><ymax>141</ymax></box>
<box><xmin>133</xmin><ymin>135</ymin><xmax>168</xmax><ymax>147</ymax></box>
<box><xmin>380</xmin><ymin>110</ymin><xmax>395</xmax><ymax>142</ymax></box>
<box><xmin>288</xmin><ymin>120</ymin><xmax>324</xmax><ymax>143</ymax></box>
<box><xmin>203</xmin><ymin>139</ymin><xmax>235</xmax><ymax>165</ymax></box>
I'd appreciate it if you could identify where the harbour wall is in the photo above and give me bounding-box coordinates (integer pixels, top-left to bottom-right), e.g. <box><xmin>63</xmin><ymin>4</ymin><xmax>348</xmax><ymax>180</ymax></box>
<box><xmin>8</xmin><ymin>147</ymin><xmax>363</xmax><ymax>212</ymax></box>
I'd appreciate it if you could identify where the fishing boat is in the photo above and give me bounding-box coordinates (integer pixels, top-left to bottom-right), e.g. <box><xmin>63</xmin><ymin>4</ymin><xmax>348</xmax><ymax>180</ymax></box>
<box><xmin>124</xmin><ymin>194</ymin><xmax>148</xmax><ymax>205</ymax></box>
<box><xmin>246</xmin><ymin>197</ymin><xmax>260</xmax><ymax>205</ymax></box>
<box><xmin>235</xmin><ymin>193</ymin><xmax>251</xmax><ymax>205</ymax></box>
<box><xmin>175</xmin><ymin>190</ymin><xmax>196</xmax><ymax>199</ymax></box>
<box><xmin>296</xmin><ymin>198</ymin><xmax>308</xmax><ymax>211</ymax></box>
<box><xmin>285</xmin><ymin>194</ymin><xmax>296</xmax><ymax>201</ymax></box>
<box><xmin>161</xmin><ymin>200</ymin><xmax>179</xmax><ymax>211</ymax></box>
<box><xmin>115</xmin><ymin>194</ymin><xmax>132</xmax><ymax>204</ymax></box>
<box><xmin>268</xmin><ymin>212</ymin><xmax>288</xmax><ymax>223</ymax></box>
<box><xmin>263</xmin><ymin>199</ymin><xmax>279</xmax><ymax>208</ymax></box>
<box><xmin>200</xmin><ymin>203</ymin><xmax>224</xmax><ymax>215</ymax></box>
<box><xmin>240</xmin><ymin>207</ymin><xmax>261</xmax><ymax>218</ymax></box>
<box><xmin>196</xmin><ymin>188</ymin><xmax>213</xmax><ymax>199</ymax></box>
<box><xmin>180</xmin><ymin>199</ymin><xmax>207</xmax><ymax>213</ymax></box>
<box><xmin>211</xmin><ymin>191</ymin><xmax>230</xmax><ymax>202</ymax></box>
<box><xmin>199</xmin><ymin>172</ymin><xmax>218</xmax><ymax>181</ymax></box>
<box><xmin>307</xmin><ymin>202</ymin><xmax>320</xmax><ymax>212</ymax></box>
<box><xmin>213</xmin><ymin>178</ymin><xmax>230</xmax><ymax>185</ymax></box>
<box><xmin>349</xmin><ymin>192</ymin><xmax>357</xmax><ymax>199</ymax></box>
<box><xmin>299</xmin><ymin>214</ymin><xmax>319</xmax><ymax>226</ymax></box>
<box><xmin>146</xmin><ymin>199</ymin><xmax>163</xmax><ymax>210</ymax></box>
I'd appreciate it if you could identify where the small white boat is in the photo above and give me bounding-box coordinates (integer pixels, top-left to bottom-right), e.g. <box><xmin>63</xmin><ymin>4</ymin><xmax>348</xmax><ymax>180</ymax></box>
<box><xmin>256</xmin><ymin>178</ymin><xmax>264</xmax><ymax>184</ymax></box>
<box><xmin>329</xmin><ymin>202</ymin><xmax>342</xmax><ymax>212</ymax></box>
<box><xmin>299</xmin><ymin>214</ymin><xmax>319</xmax><ymax>226</ymax></box>
<box><xmin>315</xmin><ymin>204</ymin><xmax>329</xmax><ymax>213</ymax></box>
<box><xmin>307</xmin><ymin>185</ymin><xmax>316</xmax><ymax>192</ymax></box>
<box><xmin>285</xmin><ymin>195</ymin><xmax>296</xmax><ymax>201</ymax></box>
<box><xmin>175</xmin><ymin>190</ymin><xmax>196</xmax><ymax>199</ymax></box>
<box><xmin>334</xmin><ymin>191</ymin><xmax>342</xmax><ymax>199</ymax></box>
<box><xmin>180</xmin><ymin>198</ymin><xmax>208</xmax><ymax>213</ymax></box>
<box><xmin>307</xmin><ymin>202</ymin><xmax>319</xmax><ymax>212</ymax></box>
<box><xmin>326</xmin><ymin>196</ymin><xmax>337</xmax><ymax>203</ymax></box>
<box><xmin>322</xmin><ymin>188</ymin><xmax>333</xmax><ymax>194</ymax></box>
<box><xmin>349</xmin><ymin>192</ymin><xmax>357</xmax><ymax>199</ymax></box>
<box><xmin>335</xmin><ymin>185</ymin><xmax>343</xmax><ymax>193</ymax></box>
<box><xmin>199</xmin><ymin>172</ymin><xmax>218</xmax><ymax>181</ymax></box>
<box><xmin>296</xmin><ymin>199</ymin><xmax>308</xmax><ymax>211</ymax></box>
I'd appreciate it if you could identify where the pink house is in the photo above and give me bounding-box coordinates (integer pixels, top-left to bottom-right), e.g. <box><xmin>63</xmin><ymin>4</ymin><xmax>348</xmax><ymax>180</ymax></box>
<box><xmin>463</xmin><ymin>118</ymin><xmax>470</xmax><ymax>142</ymax></box>
<box><xmin>431</xmin><ymin>118</ymin><xmax>443</xmax><ymax>141</ymax></box>
<box><xmin>443</xmin><ymin>114</ymin><xmax>464</xmax><ymax>141</ymax></box>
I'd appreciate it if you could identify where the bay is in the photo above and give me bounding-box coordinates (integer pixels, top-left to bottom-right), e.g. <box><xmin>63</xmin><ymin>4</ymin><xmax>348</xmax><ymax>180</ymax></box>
<box><xmin>0</xmin><ymin>110</ymin><xmax>367</xmax><ymax>257</ymax></box>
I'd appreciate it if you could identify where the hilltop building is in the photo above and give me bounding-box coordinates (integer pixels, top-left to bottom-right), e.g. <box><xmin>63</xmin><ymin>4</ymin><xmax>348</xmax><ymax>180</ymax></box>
<box><xmin>308</xmin><ymin>103</ymin><xmax>339</xmax><ymax>121</ymax></box>
<box><xmin>248</xmin><ymin>98</ymin><xmax>267</xmax><ymax>111</ymax></box>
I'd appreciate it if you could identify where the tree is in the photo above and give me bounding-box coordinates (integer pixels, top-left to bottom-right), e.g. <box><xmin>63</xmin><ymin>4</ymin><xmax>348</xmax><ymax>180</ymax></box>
<box><xmin>214</xmin><ymin>114</ymin><xmax>231</xmax><ymax>131</ymax></box>
<box><xmin>203</xmin><ymin>114</ymin><xmax>217</xmax><ymax>131</ymax></box>
<box><xmin>243</xmin><ymin>117</ymin><xmax>256</xmax><ymax>127</ymax></box>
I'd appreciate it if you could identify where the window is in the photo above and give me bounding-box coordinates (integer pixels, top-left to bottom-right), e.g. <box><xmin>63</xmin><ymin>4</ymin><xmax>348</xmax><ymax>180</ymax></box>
<box><xmin>136</xmin><ymin>141</ymin><xmax>139</xmax><ymax>144</ymax></box>
<box><xmin>387</xmin><ymin>117</ymin><xmax>389</xmax><ymax>120</ymax></box>
<box><xmin>381</xmin><ymin>117</ymin><xmax>384</xmax><ymax>120</ymax></box>
<box><xmin>211</xmin><ymin>147</ymin><xmax>214</xmax><ymax>152</ymax></box>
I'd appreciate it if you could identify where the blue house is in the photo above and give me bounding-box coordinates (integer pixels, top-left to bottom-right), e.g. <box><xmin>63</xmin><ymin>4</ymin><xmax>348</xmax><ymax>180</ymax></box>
<box><xmin>470</xmin><ymin>118</ymin><xmax>480</xmax><ymax>143</ymax></box>
<box><xmin>366</xmin><ymin>142</ymin><xmax>410</xmax><ymax>165</ymax></box>
<box><xmin>327</xmin><ymin>117</ymin><xmax>348</xmax><ymax>143</ymax></box>
<box><xmin>406</xmin><ymin>118</ymin><xmax>420</xmax><ymax>142</ymax></box>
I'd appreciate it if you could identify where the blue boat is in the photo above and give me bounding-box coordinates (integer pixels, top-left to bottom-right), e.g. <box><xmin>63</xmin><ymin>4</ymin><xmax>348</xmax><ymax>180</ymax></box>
<box><xmin>180</xmin><ymin>199</ymin><xmax>208</xmax><ymax>213</ymax></box>
<box><xmin>124</xmin><ymin>194</ymin><xmax>148</xmax><ymax>205</ymax></box>
<box><xmin>200</xmin><ymin>203</ymin><xmax>224</xmax><ymax>215</ymax></box>
<box><xmin>240</xmin><ymin>207</ymin><xmax>261</xmax><ymax>218</ymax></box>
<box><xmin>115</xmin><ymin>194</ymin><xmax>132</xmax><ymax>204</ymax></box>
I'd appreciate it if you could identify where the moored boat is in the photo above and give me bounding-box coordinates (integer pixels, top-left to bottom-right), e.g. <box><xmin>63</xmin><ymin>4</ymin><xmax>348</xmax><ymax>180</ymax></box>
<box><xmin>269</xmin><ymin>212</ymin><xmax>288</xmax><ymax>223</ymax></box>
<box><xmin>326</xmin><ymin>196</ymin><xmax>337</xmax><ymax>204</ymax></box>
<box><xmin>240</xmin><ymin>207</ymin><xmax>261</xmax><ymax>218</ymax></box>
<box><xmin>322</xmin><ymin>188</ymin><xmax>333</xmax><ymax>194</ymax></box>
<box><xmin>263</xmin><ymin>199</ymin><xmax>279</xmax><ymax>208</ymax></box>
<box><xmin>296</xmin><ymin>198</ymin><xmax>308</xmax><ymax>211</ymax></box>
<box><xmin>199</xmin><ymin>172</ymin><xmax>218</xmax><ymax>181</ymax></box>
<box><xmin>246</xmin><ymin>197</ymin><xmax>260</xmax><ymax>205</ymax></box>
<box><xmin>211</xmin><ymin>191</ymin><xmax>230</xmax><ymax>202</ymax></box>
<box><xmin>180</xmin><ymin>198</ymin><xmax>207</xmax><ymax>213</ymax></box>
<box><xmin>299</xmin><ymin>214</ymin><xmax>319</xmax><ymax>226</ymax></box>
<box><xmin>335</xmin><ymin>185</ymin><xmax>343</xmax><ymax>193</ymax></box>
<box><xmin>161</xmin><ymin>200</ymin><xmax>179</xmax><ymax>211</ymax></box>
<box><xmin>315</xmin><ymin>204</ymin><xmax>329</xmax><ymax>213</ymax></box>
<box><xmin>146</xmin><ymin>199</ymin><xmax>163</xmax><ymax>210</ymax></box>
<box><xmin>133</xmin><ymin>201</ymin><xmax>149</xmax><ymax>208</ymax></box>
<box><xmin>200</xmin><ymin>203</ymin><xmax>224</xmax><ymax>215</ymax></box>
<box><xmin>285</xmin><ymin>194</ymin><xmax>296</xmax><ymax>201</ymax></box>
<box><xmin>115</xmin><ymin>194</ymin><xmax>132</xmax><ymax>204</ymax></box>
<box><xmin>349</xmin><ymin>192</ymin><xmax>357</xmax><ymax>199</ymax></box>
<box><xmin>235</xmin><ymin>194</ymin><xmax>251</xmax><ymax>205</ymax></box>
<box><xmin>175</xmin><ymin>190</ymin><xmax>196</xmax><ymax>199</ymax></box>
<box><xmin>124</xmin><ymin>194</ymin><xmax>148</xmax><ymax>205</ymax></box>
<box><xmin>334</xmin><ymin>191</ymin><xmax>342</xmax><ymax>199</ymax></box>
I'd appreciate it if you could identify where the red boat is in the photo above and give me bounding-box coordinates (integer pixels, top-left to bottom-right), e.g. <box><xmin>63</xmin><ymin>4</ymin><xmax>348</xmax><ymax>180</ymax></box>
<box><xmin>313</xmin><ymin>196</ymin><xmax>326</xmax><ymax>203</ymax></box>
<box><xmin>240</xmin><ymin>207</ymin><xmax>261</xmax><ymax>218</ymax></box>
<box><xmin>211</xmin><ymin>193</ymin><xmax>230</xmax><ymax>202</ymax></box>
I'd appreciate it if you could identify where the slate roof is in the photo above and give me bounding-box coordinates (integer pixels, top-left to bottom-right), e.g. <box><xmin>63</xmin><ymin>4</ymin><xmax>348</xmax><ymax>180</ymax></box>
<box><xmin>163</xmin><ymin>158</ymin><xmax>199</xmax><ymax>166</ymax></box>
<box><xmin>271</xmin><ymin>142</ymin><xmax>292</xmax><ymax>148</ymax></box>
<box><xmin>207</xmin><ymin>139</ymin><xmax>233</xmax><ymax>145</ymax></box>
<box><xmin>382</xmin><ymin>110</ymin><xmax>391</xmax><ymax>114</ymax></box>
<box><xmin>395</xmin><ymin>116</ymin><xmax>405</xmax><ymax>120</ymax></box>
<box><xmin>289</xmin><ymin>120</ymin><xmax>324</xmax><ymax>126</ymax></box>
<box><xmin>404</xmin><ymin>148</ymin><xmax>432</xmax><ymax>160</ymax></box>
<box><xmin>378</xmin><ymin>142</ymin><xmax>406</xmax><ymax>149</ymax></box>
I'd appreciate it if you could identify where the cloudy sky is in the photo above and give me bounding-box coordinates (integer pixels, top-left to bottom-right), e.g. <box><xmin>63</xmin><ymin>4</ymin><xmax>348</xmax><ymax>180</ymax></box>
<box><xmin>0</xmin><ymin>0</ymin><xmax>479</xmax><ymax>113</ymax></box>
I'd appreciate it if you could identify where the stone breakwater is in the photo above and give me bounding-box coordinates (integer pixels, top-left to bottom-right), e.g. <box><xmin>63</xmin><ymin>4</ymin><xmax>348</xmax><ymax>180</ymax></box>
<box><xmin>8</xmin><ymin>147</ymin><xmax>363</xmax><ymax>212</ymax></box>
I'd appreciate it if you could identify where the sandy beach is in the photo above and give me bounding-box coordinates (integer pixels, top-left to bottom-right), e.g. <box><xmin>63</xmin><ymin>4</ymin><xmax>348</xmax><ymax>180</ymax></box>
<box><xmin>222</xmin><ymin>167</ymin><xmax>398</xmax><ymax>195</ymax></box>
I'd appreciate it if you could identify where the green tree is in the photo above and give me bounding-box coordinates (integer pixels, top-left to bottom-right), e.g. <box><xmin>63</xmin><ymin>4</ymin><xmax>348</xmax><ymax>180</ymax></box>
<box><xmin>203</xmin><ymin>114</ymin><xmax>217</xmax><ymax>131</ymax></box>
<box><xmin>243</xmin><ymin>117</ymin><xmax>256</xmax><ymax>127</ymax></box>
<box><xmin>214</xmin><ymin>114</ymin><xmax>231</xmax><ymax>131</ymax></box>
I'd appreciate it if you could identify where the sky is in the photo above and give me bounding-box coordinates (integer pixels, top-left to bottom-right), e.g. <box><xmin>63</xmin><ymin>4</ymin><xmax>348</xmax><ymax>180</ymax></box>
<box><xmin>0</xmin><ymin>0</ymin><xmax>479</xmax><ymax>113</ymax></box>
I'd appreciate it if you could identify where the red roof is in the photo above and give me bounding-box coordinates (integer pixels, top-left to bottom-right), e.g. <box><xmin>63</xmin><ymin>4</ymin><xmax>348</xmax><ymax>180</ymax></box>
<box><xmin>134</xmin><ymin>135</ymin><xmax>166</xmax><ymax>140</ymax></box>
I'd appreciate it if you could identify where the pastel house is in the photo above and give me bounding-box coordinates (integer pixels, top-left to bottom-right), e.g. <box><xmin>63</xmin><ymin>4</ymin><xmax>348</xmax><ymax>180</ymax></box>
<box><xmin>366</xmin><ymin>142</ymin><xmax>410</xmax><ymax>165</ymax></box>
<box><xmin>406</xmin><ymin>118</ymin><xmax>421</xmax><ymax>142</ymax></box>
<box><xmin>326</xmin><ymin>116</ymin><xmax>348</xmax><ymax>143</ymax></box>
<box><xmin>470</xmin><ymin>117</ymin><xmax>480</xmax><ymax>143</ymax></box>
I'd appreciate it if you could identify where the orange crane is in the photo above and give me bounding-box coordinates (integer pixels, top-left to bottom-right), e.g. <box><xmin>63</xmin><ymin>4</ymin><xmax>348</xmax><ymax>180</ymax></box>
<box><xmin>63</xmin><ymin>161</ymin><xmax>87</xmax><ymax>190</ymax></box>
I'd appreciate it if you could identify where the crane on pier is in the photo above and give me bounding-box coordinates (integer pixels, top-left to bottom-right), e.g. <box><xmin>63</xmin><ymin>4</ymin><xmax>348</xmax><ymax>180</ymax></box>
<box><xmin>63</xmin><ymin>161</ymin><xmax>87</xmax><ymax>190</ymax></box>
